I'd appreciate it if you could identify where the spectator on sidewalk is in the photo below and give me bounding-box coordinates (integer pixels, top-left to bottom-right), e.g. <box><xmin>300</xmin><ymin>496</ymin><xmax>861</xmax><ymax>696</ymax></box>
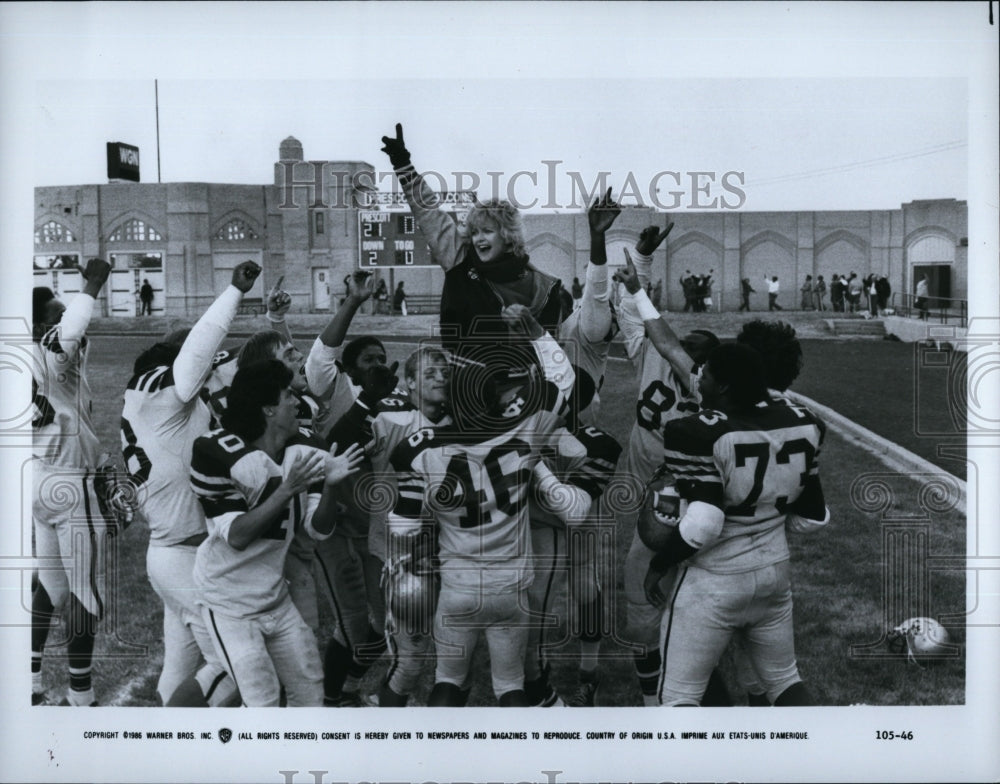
<box><xmin>829</xmin><ymin>274</ymin><xmax>844</xmax><ymax>312</ymax></box>
<box><xmin>393</xmin><ymin>281</ymin><xmax>408</xmax><ymax>316</ymax></box>
<box><xmin>875</xmin><ymin>275</ymin><xmax>891</xmax><ymax>314</ymax></box>
<box><xmin>680</xmin><ymin>271</ymin><xmax>696</xmax><ymax>312</ymax></box>
<box><xmin>766</xmin><ymin>275</ymin><xmax>783</xmax><ymax>311</ymax></box>
<box><xmin>140</xmin><ymin>278</ymin><xmax>154</xmax><ymax>316</ymax></box>
<box><xmin>813</xmin><ymin>275</ymin><xmax>826</xmax><ymax>311</ymax></box>
<box><xmin>700</xmin><ymin>270</ymin><xmax>714</xmax><ymax>311</ymax></box>
<box><xmin>846</xmin><ymin>273</ymin><xmax>862</xmax><ymax>313</ymax></box>
<box><xmin>915</xmin><ymin>274</ymin><xmax>929</xmax><ymax>320</ymax></box>
<box><xmin>800</xmin><ymin>275</ymin><xmax>814</xmax><ymax>310</ymax></box>
<box><xmin>865</xmin><ymin>274</ymin><xmax>878</xmax><ymax>318</ymax></box>
<box><xmin>374</xmin><ymin>279</ymin><xmax>390</xmax><ymax>315</ymax></box>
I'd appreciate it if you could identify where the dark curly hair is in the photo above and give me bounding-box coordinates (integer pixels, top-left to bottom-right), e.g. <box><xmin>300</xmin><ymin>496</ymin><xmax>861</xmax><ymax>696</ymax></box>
<box><xmin>705</xmin><ymin>343</ymin><xmax>769</xmax><ymax>412</ymax></box>
<box><xmin>736</xmin><ymin>319</ymin><xmax>803</xmax><ymax>392</ymax></box>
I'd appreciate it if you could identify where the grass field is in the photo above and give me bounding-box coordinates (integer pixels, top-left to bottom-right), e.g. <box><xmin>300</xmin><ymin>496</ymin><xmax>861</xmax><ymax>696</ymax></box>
<box><xmin>33</xmin><ymin>332</ymin><xmax>966</xmax><ymax>707</ymax></box>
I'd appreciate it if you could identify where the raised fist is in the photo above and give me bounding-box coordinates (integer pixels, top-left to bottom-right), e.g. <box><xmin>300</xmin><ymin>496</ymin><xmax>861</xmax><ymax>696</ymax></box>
<box><xmin>635</xmin><ymin>223</ymin><xmax>674</xmax><ymax>256</ymax></box>
<box><xmin>380</xmin><ymin>123</ymin><xmax>412</xmax><ymax>169</ymax></box>
<box><xmin>231</xmin><ymin>260</ymin><xmax>262</xmax><ymax>293</ymax></box>
<box><xmin>347</xmin><ymin>270</ymin><xmax>375</xmax><ymax>302</ymax></box>
<box><xmin>80</xmin><ymin>258</ymin><xmax>112</xmax><ymax>289</ymax></box>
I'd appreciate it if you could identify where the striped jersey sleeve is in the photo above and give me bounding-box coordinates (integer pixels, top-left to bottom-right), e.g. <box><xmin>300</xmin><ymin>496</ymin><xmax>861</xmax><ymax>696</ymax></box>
<box><xmin>661</xmin><ymin>412</ymin><xmax>726</xmax><ymax>508</ymax></box>
<box><xmin>190</xmin><ymin>429</ymin><xmax>256</xmax><ymax>520</ymax></box>
<box><xmin>561</xmin><ymin>424</ymin><xmax>623</xmax><ymax>499</ymax></box>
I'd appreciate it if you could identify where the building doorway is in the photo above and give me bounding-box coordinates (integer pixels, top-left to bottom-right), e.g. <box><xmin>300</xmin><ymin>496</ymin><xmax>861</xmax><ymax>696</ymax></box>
<box><xmin>312</xmin><ymin>268</ymin><xmax>331</xmax><ymax>311</ymax></box>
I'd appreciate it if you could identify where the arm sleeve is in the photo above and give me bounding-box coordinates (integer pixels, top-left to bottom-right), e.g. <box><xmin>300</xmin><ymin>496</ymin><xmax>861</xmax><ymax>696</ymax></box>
<box><xmin>532</xmin><ymin>332</ymin><xmax>575</xmax><ymax>398</ymax></box>
<box><xmin>617</xmin><ymin>250</ymin><xmax>654</xmax><ymax>362</ymax></box>
<box><xmin>578</xmin><ymin>262</ymin><xmax>613</xmax><ymax>344</ymax></box>
<box><xmin>304</xmin><ymin>336</ymin><xmax>340</xmax><ymax>398</ymax></box>
<box><xmin>172</xmin><ymin>285</ymin><xmax>242</xmax><ymax>402</ymax></box>
<box><xmin>395</xmin><ymin>164</ymin><xmax>463</xmax><ymax>271</ymax></box>
<box><xmin>302</xmin><ymin>491</ymin><xmax>334</xmax><ymax>542</ymax></box>
<box><xmin>532</xmin><ymin>462</ymin><xmax>593</xmax><ymax>524</ymax></box>
<box><xmin>55</xmin><ymin>292</ymin><xmax>97</xmax><ymax>361</ymax></box>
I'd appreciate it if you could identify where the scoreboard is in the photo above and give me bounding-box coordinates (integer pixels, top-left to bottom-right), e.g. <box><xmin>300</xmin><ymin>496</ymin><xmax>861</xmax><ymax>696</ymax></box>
<box><xmin>358</xmin><ymin>211</ymin><xmax>437</xmax><ymax>268</ymax></box>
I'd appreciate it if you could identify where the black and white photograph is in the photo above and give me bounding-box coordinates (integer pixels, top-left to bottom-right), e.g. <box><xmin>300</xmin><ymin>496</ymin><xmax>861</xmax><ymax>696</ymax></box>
<box><xmin>1</xmin><ymin>2</ymin><xmax>998</xmax><ymax>783</ymax></box>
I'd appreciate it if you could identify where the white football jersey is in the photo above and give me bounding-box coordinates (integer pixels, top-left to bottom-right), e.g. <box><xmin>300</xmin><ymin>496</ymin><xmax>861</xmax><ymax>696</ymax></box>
<box><xmin>121</xmin><ymin>364</ymin><xmax>214</xmax><ymax>544</ymax></box>
<box><xmin>389</xmin><ymin>413</ymin><xmax>559</xmax><ymax>594</ymax></box>
<box><xmin>558</xmin><ymin>310</ymin><xmax>611</xmax><ymax>429</ymax></box>
<box><xmin>624</xmin><ymin>340</ymin><xmax>702</xmax><ymax>489</ymax></box>
<box><xmin>191</xmin><ymin>428</ymin><xmax>330</xmax><ymax>616</ymax></box>
<box><xmin>32</xmin><ymin>325</ymin><xmax>101</xmax><ymax>469</ymax></box>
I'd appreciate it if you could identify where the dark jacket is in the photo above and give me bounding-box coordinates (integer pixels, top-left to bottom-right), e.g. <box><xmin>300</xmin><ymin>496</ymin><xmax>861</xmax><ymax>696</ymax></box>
<box><xmin>439</xmin><ymin>251</ymin><xmax>563</xmax><ymax>360</ymax></box>
<box><xmin>396</xmin><ymin>164</ymin><xmax>564</xmax><ymax>361</ymax></box>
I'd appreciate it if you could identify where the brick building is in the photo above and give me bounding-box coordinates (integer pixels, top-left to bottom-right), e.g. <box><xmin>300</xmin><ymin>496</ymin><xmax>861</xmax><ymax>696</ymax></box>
<box><xmin>34</xmin><ymin>136</ymin><xmax>967</xmax><ymax>316</ymax></box>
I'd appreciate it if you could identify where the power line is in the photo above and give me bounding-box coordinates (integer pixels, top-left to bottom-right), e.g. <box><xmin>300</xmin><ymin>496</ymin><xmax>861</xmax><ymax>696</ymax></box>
<box><xmin>746</xmin><ymin>141</ymin><xmax>966</xmax><ymax>188</ymax></box>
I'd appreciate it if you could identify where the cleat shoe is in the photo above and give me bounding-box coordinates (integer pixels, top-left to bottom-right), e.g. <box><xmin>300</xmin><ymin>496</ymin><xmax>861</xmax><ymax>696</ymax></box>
<box><xmin>567</xmin><ymin>673</ymin><xmax>600</xmax><ymax>707</ymax></box>
<box><xmin>524</xmin><ymin>669</ymin><xmax>565</xmax><ymax>707</ymax></box>
<box><xmin>31</xmin><ymin>692</ymin><xmax>48</xmax><ymax>706</ymax></box>
<box><xmin>60</xmin><ymin>688</ymin><xmax>98</xmax><ymax>707</ymax></box>
<box><xmin>324</xmin><ymin>691</ymin><xmax>376</xmax><ymax>707</ymax></box>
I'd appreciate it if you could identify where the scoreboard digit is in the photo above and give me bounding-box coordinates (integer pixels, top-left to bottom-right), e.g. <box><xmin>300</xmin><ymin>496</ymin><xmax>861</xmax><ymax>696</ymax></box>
<box><xmin>358</xmin><ymin>211</ymin><xmax>436</xmax><ymax>268</ymax></box>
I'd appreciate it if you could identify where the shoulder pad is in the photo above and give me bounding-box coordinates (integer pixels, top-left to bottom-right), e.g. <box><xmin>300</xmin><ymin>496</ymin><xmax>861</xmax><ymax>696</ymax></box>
<box><xmin>378</xmin><ymin>393</ymin><xmax>413</xmax><ymax>411</ymax></box>
<box><xmin>663</xmin><ymin>410</ymin><xmax>728</xmax><ymax>455</ymax></box>
<box><xmin>194</xmin><ymin>428</ymin><xmax>255</xmax><ymax>466</ymax></box>
<box><xmin>388</xmin><ymin>426</ymin><xmax>441</xmax><ymax>472</ymax></box>
<box><xmin>573</xmin><ymin>424</ymin><xmax>624</xmax><ymax>463</ymax></box>
<box><xmin>288</xmin><ymin>428</ymin><xmax>325</xmax><ymax>451</ymax></box>
<box><xmin>211</xmin><ymin>349</ymin><xmax>235</xmax><ymax>370</ymax></box>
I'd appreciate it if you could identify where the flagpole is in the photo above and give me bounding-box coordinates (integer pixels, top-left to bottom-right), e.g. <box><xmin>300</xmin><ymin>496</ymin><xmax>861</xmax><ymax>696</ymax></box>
<box><xmin>155</xmin><ymin>79</ymin><xmax>161</xmax><ymax>183</ymax></box>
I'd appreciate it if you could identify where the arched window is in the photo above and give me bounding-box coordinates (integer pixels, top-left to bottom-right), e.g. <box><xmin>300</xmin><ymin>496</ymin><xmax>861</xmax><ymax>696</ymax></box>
<box><xmin>215</xmin><ymin>219</ymin><xmax>259</xmax><ymax>241</ymax></box>
<box><xmin>35</xmin><ymin>220</ymin><xmax>76</xmax><ymax>244</ymax></box>
<box><xmin>109</xmin><ymin>218</ymin><xmax>163</xmax><ymax>242</ymax></box>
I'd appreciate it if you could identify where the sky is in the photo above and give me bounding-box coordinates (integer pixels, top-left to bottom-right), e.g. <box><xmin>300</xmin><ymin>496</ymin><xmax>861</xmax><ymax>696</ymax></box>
<box><xmin>33</xmin><ymin>77</ymin><xmax>967</xmax><ymax>213</ymax></box>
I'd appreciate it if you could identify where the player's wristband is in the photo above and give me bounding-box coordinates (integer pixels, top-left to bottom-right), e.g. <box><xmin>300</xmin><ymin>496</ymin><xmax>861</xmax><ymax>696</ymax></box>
<box><xmin>266</xmin><ymin>313</ymin><xmax>286</xmax><ymax>324</ymax></box>
<box><xmin>631</xmin><ymin>289</ymin><xmax>660</xmax><ymax>322</ymax></box>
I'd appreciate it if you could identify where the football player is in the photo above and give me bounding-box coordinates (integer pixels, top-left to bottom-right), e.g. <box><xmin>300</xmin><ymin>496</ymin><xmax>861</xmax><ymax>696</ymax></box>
<box><xmin>121</xmin><ymin>260</ymin><xmax>261</xmax><ymax>706</ymax></box>
<box><xmin>31</xmin><ymin>258</ymin><xmax>112</xmax><ymax>706</ymax></box>
<box><xmin>386</xmin><ymin>349</ymin><xmax>574</xmax><ymax>707</ymax></box>
<box><xmin>325</xmin><ymin>345</ymin><xmax>453</xmax><ymax>706</ymax></box>
<box><xmin>190</xmin><ymin>359</ymin><xmax>363</xmax><ymax>707</ymax></box>
<box><xmin>302</xmin><ymin>272</ymin><xmax>402</xmax><ymax>706</ymax></box>
<box><xmin>608</xmin><ymin>236</ymin><xmax>726</xmax><ymax>706</ymax></box>
<box><xmin>525</xmin><ymin>415</ymin><xmax>622</xmax><ymax>707</ymax></box>
<box><xmin>524</xmin><ymin>190</ymin><xmax>624</xmax><ymax>708</ymax></box>
<box><xmin>645</xmin><ymin>343</ymin><xmax>829</xmax><ymax>706</ymax></box>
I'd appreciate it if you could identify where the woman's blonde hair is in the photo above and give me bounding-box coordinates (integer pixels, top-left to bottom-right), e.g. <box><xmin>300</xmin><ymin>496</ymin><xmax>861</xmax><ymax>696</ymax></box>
<box><xmin>462</xmin><ymin>199</ymin><xmax>526</xmax><ymax>258</ymax></box>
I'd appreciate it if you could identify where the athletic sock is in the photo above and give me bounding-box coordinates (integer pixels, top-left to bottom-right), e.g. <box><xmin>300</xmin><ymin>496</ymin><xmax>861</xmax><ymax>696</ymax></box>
<box><xmin>31</xmin><ymin>583</ymin><xmax>55</xmax><ymax>683</ymax></box>
<box><xmin>633</xmin><ymin>648</ymin><xmax>661</xmax><ymax>705</ymax></box>
<box><xmin>66</xmin><ymin>595</ymin><xmax>97</xmax><ymax>698</ymax></box>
